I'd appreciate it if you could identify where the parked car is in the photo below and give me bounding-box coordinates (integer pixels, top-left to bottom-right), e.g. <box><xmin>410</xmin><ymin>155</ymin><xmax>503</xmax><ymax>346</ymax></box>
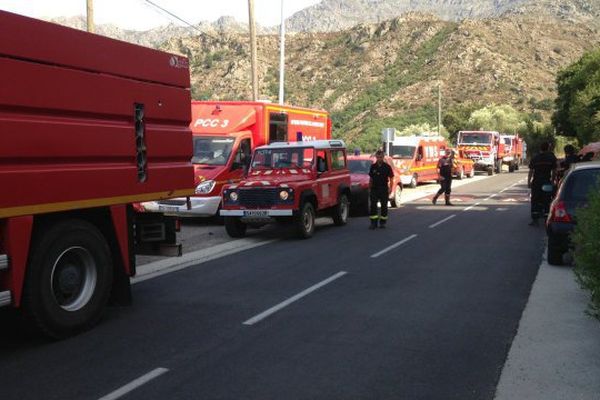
<box><xmin>347</xmin><ymin>154</ymin><xmax>403</xmax><ymax>215</ymax></box>
<box><xmin>546</xmin><ymin>161</ymin><xmax>600</xmax><ymax>265</ymax></box>
<box><xmin>220</xmin><ymin>140</ymin><xmax>351</xmax><ymax>239</ymax></box>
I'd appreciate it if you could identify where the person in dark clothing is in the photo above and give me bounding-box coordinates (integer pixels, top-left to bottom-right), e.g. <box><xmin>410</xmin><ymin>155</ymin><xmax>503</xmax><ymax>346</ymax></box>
<box><xmin>559</xmin><ymin>144</ymin><xmax>580</xmax><ymax>178</ymax></box>
<box><xmin>369</xmin><ymin>150</ymin><xmax>394</xmax><ymax>229</ymax></box>
<box><xmin>432</xmin><ymin>149</ymin><xmax>455</xmax><ymax>206</ymax></box>
<box><xmin>528</xmin><ymin>142</ymin><xmax>558</xmax><ymax>226</ymax></box>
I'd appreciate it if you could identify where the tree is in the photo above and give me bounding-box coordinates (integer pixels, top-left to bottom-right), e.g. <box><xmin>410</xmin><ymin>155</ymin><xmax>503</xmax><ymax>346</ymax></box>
<box><xmin>553</xmin><ymin>48</ymin><xmax>600</xmax><ymax>144</ymax></box>
<box><xmin>467</xmin><ymin>104</ymin><xmax>523</xmax><ymax>133</ymax></box>
<box><xmin>442</xmin><ymin>103</ymin><xmax>481</xmax><ymax>143</ymax></box>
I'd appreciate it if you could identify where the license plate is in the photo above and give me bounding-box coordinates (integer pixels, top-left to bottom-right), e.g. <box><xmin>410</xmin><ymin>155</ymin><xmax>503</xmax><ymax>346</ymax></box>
<box><xmin>243</xmin><ymin>210</ymin><xmax>269</xmax><ymax>217</ymax></box>
<box><xmin>159</xmin><ymin>205</ymin><xmax>179</xmax><ymax>212</ymax></box>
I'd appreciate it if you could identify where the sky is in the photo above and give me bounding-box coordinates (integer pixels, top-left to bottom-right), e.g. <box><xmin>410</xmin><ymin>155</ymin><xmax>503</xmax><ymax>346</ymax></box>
<box><xmin>0</xmin><ymin>0</ymin><xmax>323</xmax><ymax>30</ymax></box>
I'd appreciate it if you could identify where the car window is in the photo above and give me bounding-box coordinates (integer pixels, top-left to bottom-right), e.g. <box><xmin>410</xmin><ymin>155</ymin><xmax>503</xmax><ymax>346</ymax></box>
<box><xmin>331</xmin><ymin>150</ymin><xmax>346</xmax><ymax>170</ymax></box>
<box><xmin>562</xmin><ymin>169</ymin><xmax>600</xmax><ymax>201</ymax></box>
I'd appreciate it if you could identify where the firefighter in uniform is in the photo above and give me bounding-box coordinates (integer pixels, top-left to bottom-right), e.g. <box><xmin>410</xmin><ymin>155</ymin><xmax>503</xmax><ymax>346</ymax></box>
<box><xmin>369</xmin><ymin>150</ymin><xmax>394</xmax><ymax>229</ymax></box>
<box><xmin>432</xmin><ymin>149</ymin><xmax>455</xmax><ymax>206</ymax></box>
<box><xmin>528</xmin><ymin>142</ymin><xmax>558</xmax><ymax>226</ymax></box>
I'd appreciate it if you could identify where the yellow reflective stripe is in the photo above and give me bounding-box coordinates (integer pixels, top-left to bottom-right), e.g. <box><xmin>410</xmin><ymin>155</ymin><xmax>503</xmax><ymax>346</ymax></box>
<box><xmin>369</xmin><ymin>215</ymin><xmax>379</xmax><ymax>220</ymax></box>
<box><xmin>380</xmin><ymin>216</ymin><xmax>388</xmax><ymax>220</ymax></box>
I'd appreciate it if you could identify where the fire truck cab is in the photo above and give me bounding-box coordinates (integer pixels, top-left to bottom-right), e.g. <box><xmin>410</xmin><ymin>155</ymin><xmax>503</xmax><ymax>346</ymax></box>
<box><xmin>457</xmin><ymin>130</ymin><xmax>503</xmax><ymax>175</ymax></box>
<box><xmin>388</xmin><ymin>135</ymin><xmax>449</xmax><ymax>188</ymax></box>
<box><xmin>220</xmin><ymin>140</ymin><xmax>351</xmax><ymax>239</ymax></box>
<box><xmin>144</xmin><ymin>102</ymin><xmax>331</xmax><ymax>217</ymax></box>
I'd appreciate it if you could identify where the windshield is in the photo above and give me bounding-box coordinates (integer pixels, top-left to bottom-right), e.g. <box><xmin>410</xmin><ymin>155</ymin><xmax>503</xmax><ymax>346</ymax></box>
<box><xmin>252</xmin><ymin>147</ymin><xmax>315</xmax><ymax>170</ymax></box>
<box><xmin>348</xmin><ymin>159</ymin><xmax>372</xmax><ymax>174</ymax></box>
<box><xmin>460</xmin><ymin>133</ymin><xmax>492</xmax><ymax>145</ymax></box>
<box><xmin>391</xmin><ymin>145</ymin><xmax>416</xmax><ymax>159</ymax></box>
<box><xmin>192</xmin><ymin>137</ymin><xmax>234</xmax><ymax>165</ymax></box>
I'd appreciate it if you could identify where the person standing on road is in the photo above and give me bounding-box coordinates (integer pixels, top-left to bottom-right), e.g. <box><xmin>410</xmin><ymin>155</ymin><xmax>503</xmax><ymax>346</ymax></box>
<box><xmin>528</xmin><ymin>141</ymin><xmax>558</xmax><ymax>226</ymax></box>
<box><xmin>432</xmin><ymin>149</ymin><xmax>455</xmax><ymax>206</ymax></box>
<box><xmin>369</xmin><ymin>149</ymin><xmax>394</xmax><ymax>229</ymax></box>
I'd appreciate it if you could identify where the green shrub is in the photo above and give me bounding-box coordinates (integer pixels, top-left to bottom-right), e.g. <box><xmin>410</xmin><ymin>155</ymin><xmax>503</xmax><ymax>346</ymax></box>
<box><xmin>573</xmin><ymin>183</ymin><xmax>600</xmax><ymax>319</ymax></box>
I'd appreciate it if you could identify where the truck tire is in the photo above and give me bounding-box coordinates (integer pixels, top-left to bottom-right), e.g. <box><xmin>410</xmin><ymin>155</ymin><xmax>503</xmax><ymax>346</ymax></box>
<box><xmin>487</xmin><ymin>166</ymin><xmax>494</xmax><ymax>176</ymax></box>
<box><xmin>22</xmin><ymin>220</ymin><xmax>113</xmax><ymax>339</ymax></box>
<box><xmin>225</xmin><ymin>217</ymin><xmax>247</xmax><ymax>238</ymax></box>
<box><xmin>332</xmin><ymin>194</ymin><xmax>349</xmax><ymax>226</ymax></box>
<box><xmin>547</xmin><ymin>235</ymin><xmax>564</xmax><ymax>266</ymax></box>
<box><xmin>295</xmin><ymin>201</ymin><xmax>316</xmax><ymax>239</ymax></box>
<box><xmin>509</xmin><ymin>163</ymin><xmax>515</xmax><ymax>173</ymax></box>
<box><xmin>409</xmin><ymin>174</ymin><xmax>418</xmax><ymax>189</ymax></box>
<box><xmin>390</xmin><ymin>185</ymin><xmax>402</xmax><ymax>208</ymax></box>
<box><xmin>457</xmin><ymin>167</ymin><xmax>465</xmax><ymax>180</ymax></box>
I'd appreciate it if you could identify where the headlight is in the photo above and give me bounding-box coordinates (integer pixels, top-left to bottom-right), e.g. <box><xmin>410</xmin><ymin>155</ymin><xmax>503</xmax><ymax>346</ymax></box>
<box><xmin>229</xmin><ymin>191</ymin><xmax>239</xmax><ymax>202</ymax></box>
<box><xmin>279</xmin><ymin>190</ymin><xmax>289</xmax><ymax>201</ymax></box>
<box><xmin>195</xmin><ymin>180</ymin><xmax>216</xmax><ymax>195</ymax></box>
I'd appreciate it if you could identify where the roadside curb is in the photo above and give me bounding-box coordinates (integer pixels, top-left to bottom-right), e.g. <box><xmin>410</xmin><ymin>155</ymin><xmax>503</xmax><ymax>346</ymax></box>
<box><xmin>494</xmin><ymin>246</ymin><xmax>600</xmax><ymax>400</ymax></box>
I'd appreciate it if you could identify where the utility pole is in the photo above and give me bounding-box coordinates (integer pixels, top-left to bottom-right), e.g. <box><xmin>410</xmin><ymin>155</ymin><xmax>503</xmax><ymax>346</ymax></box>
<box><xmin>86</xmin><ymin>0</ymin><xmax>95</xmax><ymax>33</ymax></box>
<box><xmin>248</xmin><ymin>0</ymin><xmax>259</xmax><ymax>101</ymax></box>
<box><xmin>438</xmin><ymin>82</ymin><xmax>442</xmax><ymax>136</ymax></box>
<box><xmin>278</xmin><ymin>0</ymin><xmax>286</xmax><ymax>105</ymax></box>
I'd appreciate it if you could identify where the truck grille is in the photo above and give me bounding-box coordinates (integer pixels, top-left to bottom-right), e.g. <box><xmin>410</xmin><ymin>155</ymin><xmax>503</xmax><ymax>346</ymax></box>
<box><xmin>238</xmin><ymin>188</ymin><xmax>279</xmax><ymax>208</ymax></box>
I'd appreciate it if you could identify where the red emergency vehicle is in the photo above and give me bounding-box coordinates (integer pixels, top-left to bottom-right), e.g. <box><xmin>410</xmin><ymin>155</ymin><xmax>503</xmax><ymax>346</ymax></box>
<box><xmin>143</xmin><ymin>101</ymin><xmax>331</xmax><ymax>217</ymax></box>
<box><xmin>347</xmin><ymin>154</ymin><xmax>403</xmax><ymax>214</ymax></box>
<box><xmin>220</xmin><ymin>140</ymin><xmax>351</xmax><ymax>239</ymax></box>
<box><xmin>0</xmin><ymin>12</ymin><xmax>194</xmax><ymax>338</ymax></box>
<box><xmin>500</xmin><ymin>134</ymin><xmax>524</xmax><ymax>172</ymax></box>
<box><xmin>386</xmin><ymin>135</ymin><xmax>449</xmax><ymax>188</ymax></box>
<box><xmin>457</xmin><ymin>131</ymin><xmax>505</xmax><ymax>175</ymax></box>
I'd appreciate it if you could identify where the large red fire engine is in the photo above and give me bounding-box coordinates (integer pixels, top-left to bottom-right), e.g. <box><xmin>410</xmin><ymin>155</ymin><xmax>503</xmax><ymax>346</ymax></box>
<box><xmin>0</xmin><ymin>12</ymin><xmax>194</xmax><ymax>337</ymax></box>
<box><xmin>499</xmin><ymin>134</ymin><xmax>524</xmax><ymax>172</ymax></box>
<box><xmin>143</xmin><ymin>101</ymin><xmax>331</xmax><ymax>217</ymax></box>
<box><xmin>457</xmin><ymin>130</ymin><xmax>506</xmax><ymax>175</ymax></box>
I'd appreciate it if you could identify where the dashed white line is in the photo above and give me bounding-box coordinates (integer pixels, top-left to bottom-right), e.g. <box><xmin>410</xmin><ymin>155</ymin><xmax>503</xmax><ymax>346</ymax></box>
<box><xmin>463</xmin><ymin>202</ymin><xmax>481</xmax><ymax>211</ymax></box>
<box><xmin>98</xmin><ymin>368</ymin><xmax>169</xmax><ymax>400</ymax></box>
<box><xmin>428</xmin><ymin>214</ymin><xmax>456</xmax><ymax>228</ymax></box>
<box><xmin>243</xmin><ymin>271</ymin><xmax>348</xmax><ymax>326</ymax></box>
<box><xmin>370</xmin><ymin>234</ymin><xmax>418</xmax><ymax>258</ymax></box>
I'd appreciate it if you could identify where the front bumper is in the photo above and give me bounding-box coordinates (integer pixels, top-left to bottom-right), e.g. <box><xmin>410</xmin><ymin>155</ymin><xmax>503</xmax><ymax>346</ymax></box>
<box><xmin>142</xmin><ymin>196</ymin><xmax>221</xmax><ymax>217</ymax></box>
<box><xmin>220</xmin><ymin>209</ymin><xmax>294</xmax><ymax>217</ymax></box>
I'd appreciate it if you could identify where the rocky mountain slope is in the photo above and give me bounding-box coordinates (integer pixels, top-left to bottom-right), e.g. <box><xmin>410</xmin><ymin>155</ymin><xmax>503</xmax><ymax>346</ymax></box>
<box><xmin>163</xmin><ymin>12</ymin><xmax>600</xmax><ymax>147</ymax></box>
<box><xmin>286</xmin><ymin>0</ymin><xmax>600</xmax><ymax>32</ymax></box>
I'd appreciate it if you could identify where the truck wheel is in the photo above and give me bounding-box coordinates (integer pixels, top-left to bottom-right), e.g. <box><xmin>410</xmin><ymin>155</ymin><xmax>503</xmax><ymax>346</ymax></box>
<box><xmin>547</xmin><ymin>235</ymin><xmax>564</xmax><ymax>266</ymax></box>
<box><xmin>295</xmin><ymin>202</ymin><xmax>316</xmax><ymax>238</ymax></box>
<box><xmin>224</xmin><ymin>217</ymin><xmax>247</xmax><ymax>238</ymax></box>
<box><xmin>22</xmin><ymin>220</ymin><xmax>113</xmax><ymax>339</ymax></box>
<box><xmin>487</xmin><ymin>166</ymin><xmax>494</xmax><ymax>176</ymax></box>
<box><xmin>332</xmin><ymin>194</ymin><xmax>349</xmax><ymax>226</ymax></box>
<box><xmin>457</xmin><ymin>167</ymin><xmax>465</xmax><ymax>180</ymax></box>
<box><xmin>409</xmin><ymin>174</ymin><xmax>418</xmax><ymax>189</ymax></box>
<box><xmin>390</xmin><ymin>185</ymin><xmax>402</xmax><ymax>208</ymax></box>
<box><xmin>509</xmin><ymin>164</ymin><xmax>515</xmax><ymax>173</ymax></box>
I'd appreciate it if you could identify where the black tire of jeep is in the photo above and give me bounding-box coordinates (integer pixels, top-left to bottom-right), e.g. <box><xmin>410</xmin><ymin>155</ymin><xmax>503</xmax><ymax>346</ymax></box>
<box><xmin>225</xmin><ymin>217</ymin><xmax>247</xmax><ymax>238</ymax></box>
<box><xmin>22</xmin><ymin>220</ymin><xmax>113</xmax><ymax>339</ymax></box>
<box><xmin>547</xmin><ymin>235</ymin><xmax>564</xmax><ymax>266</ymax></box>
<box><xmin>295</xmin><ymin>202</ymin><xmax>316</xmax><ymax>239</ymax></box>
<box><xmin>332</xmin><ymin>194</ymin><xmax>349</xmax><ymax>226</ymax></box>
<box><xmin>390</xmin><ymin>185</ymin><xmax>402</xmax><ymax>208</ymax></box>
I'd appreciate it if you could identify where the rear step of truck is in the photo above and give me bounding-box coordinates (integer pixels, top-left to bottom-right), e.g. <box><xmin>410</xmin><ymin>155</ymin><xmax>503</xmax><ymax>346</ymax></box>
<box><xmin>0</xmin><ymin>255</ymin><xmax>11</xmax><ymax>306</ymax></box>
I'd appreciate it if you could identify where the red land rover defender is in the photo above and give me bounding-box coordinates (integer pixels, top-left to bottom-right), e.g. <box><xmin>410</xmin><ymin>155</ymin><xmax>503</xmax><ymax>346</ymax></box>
<box><xmin>220</xmin><ymin>140</ymin><xmax>351</xmax><ymax>238</ymax></box>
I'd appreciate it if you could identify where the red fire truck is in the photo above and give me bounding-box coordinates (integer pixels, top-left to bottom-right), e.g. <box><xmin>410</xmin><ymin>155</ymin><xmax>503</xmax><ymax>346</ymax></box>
<box><xmin>0</xmin><ymin>12</ymin><xmax>194</xmax><ymax>338</ymax></box>
<box><xmin>457</xmin><ymin>130</ymin><xmax>505</xmax><ymax>175</ymax></box>
<box><xmin>143</xmin><ymin>102</ymin><xmax>331</xmax><ymax>217</ymax></box>
<box><xmin>500</xmin><ymin>134</ymin><xmax>524</xmax><ymax>172</ymax></box>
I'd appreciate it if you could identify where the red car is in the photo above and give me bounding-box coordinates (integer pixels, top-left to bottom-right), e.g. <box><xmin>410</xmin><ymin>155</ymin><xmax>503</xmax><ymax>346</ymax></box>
<box><xmin>347</xmin><ymin>154</ymin><xmax>403</xmax><ymax>215</ymax></box>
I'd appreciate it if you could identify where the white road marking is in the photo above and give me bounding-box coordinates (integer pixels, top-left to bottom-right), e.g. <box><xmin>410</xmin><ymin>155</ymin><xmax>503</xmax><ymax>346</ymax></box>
<box><xmin>243</xmin><ymin>271</ymin><xmax>348</xmax><ymax>325</ymax></box>
<box><xmin>370</xmin><ymin>234</ymin><xmax>418</xmax><ymax>258</ymax></box>
<box><xmin>463</xmin><ymin>202</ymin><xmax>481</xmax><ymax>211</ymax></box>
<box><xmin>133</xmin><ymin>239</ymin><xmax>276</xmax><ymax>284</ymax></box>
<box><xmin>98</xmin><ymin>368</ymin><xmax>168</xmax><ymax>400</ymax></box>
<box><xmin>428</xmin><ymin>214</ymin><xmax>456</xmax><ymax>228</ymax></box>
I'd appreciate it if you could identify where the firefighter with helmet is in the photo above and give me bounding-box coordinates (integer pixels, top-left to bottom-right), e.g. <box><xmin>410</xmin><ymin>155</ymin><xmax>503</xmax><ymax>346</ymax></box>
<box><xmin>369</xmin><ymin>149</ymin><xmax>394</xmax><ymax>229</ymax></box>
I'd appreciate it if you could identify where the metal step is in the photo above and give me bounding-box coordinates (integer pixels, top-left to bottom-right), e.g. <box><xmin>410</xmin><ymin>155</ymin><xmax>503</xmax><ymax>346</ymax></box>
<box><xmin>0</xmin><ymin>291</ymin><xmax>11</xmax><ymax>307</ymax></box>
<box><xmin>0</xmin><ymin>254</ymin><xmax>8</xmax><ymax>271</ymax></box>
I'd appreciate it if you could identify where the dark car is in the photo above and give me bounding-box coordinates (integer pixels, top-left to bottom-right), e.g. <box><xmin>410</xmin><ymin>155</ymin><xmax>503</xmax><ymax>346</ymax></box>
<box><xmin>546</xmin><ymin>161</ymin><xmax>600</xmax><ymax>265</ymax></box>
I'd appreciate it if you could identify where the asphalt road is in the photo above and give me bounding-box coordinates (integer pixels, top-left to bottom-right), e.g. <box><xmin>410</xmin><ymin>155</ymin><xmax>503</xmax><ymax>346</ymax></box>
<box><xmin>0</xmin><ymin>169</ymin><xmax>547</xmax><ymax>400</ymax></box>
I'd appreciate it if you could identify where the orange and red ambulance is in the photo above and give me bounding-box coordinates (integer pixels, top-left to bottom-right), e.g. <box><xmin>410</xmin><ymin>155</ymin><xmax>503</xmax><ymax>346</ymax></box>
<box><xmin>144</xmin><ymin>101</ymin><xmax>331</xmax><ymax>216</ymax></box>
<box><xmin>388</xmin><ymin>135</ymin><xmax>449</xmax><ymax>188</ymax></box>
